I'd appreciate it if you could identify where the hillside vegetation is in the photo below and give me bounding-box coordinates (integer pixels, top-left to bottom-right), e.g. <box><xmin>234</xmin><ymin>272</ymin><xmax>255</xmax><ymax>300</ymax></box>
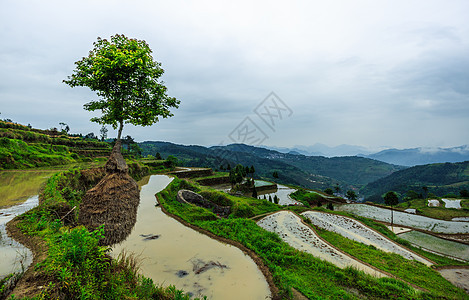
<box><xmin>139</xmin><ymin>141</ymin><xmax>339</xmax><ymax>190</ymax></box>
<box><xmin>0</xmin><ymin>121</ymin><xmax>111</xmax><ymax>169</ymax></box>
<box><xmin>139</xmin><ymin>141</ymin><xmax>404</xmax><ymax>191</ymax></box>
<box><xmin>215</xmin><ymin>144</ymin><xmax>405</xmax><ymax>186</ymax></box>
<box><xmin>361</xmin><ymin>161</ymin><xmax>469</xmax><ymax>201</ymax></box>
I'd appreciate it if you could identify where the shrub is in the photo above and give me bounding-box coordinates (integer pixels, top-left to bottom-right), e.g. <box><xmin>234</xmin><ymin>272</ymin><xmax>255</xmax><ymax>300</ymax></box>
<box><xmin>199</xmin><ymin>190</ymin><xmax>232</xmax><ymax>206</ymax></box>
<box><xmin>231</xmin><ymin>202</ymin><xmax>254</xmax><ymax>218</ymax></box>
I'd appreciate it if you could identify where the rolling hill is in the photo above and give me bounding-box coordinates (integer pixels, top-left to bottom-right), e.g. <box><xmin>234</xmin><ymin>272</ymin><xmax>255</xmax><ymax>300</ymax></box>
<box><xmin>139</xmin><ymin>141</ymin><xmax>404</xmax><ymax>191</ymax></box>
<box><xmin>211</xmin><ymin>144</ymin><xmax>405</xmax><ymax>186</ymax></box>
<box><xmin>363</xmin><ymin>145</ymin><xmax>469</xmax><ymax>166</ymax></box>
<box><xmin>361</xmin><ymin>161</ymin><xmax>469</xmax><ymax>202</ymax></box>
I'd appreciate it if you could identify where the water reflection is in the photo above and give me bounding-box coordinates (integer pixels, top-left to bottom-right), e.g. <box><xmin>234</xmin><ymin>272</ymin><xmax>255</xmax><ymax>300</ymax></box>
<box><xmin>112</xmin><ymin>175</ymin><xmax>271</xmax><ymax>299</ymax></box>
<box><xmin>0</xmin><ymin>171</ymin><xmax>55</xmax><ymax>208</ymax></box>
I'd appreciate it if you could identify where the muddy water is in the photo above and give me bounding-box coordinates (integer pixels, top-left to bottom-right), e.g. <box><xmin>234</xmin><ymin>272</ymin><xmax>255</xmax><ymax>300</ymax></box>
<box><xmin>0</xmin><ymin>171</ymin><xmax>56</xmax><ymax>279</ymax></box>
<box><xmin>0</xmin><ymin>170</ymin><xmax>55</xmax><ymax>208</ymax></box>
<box><xmin>438</xmin><ymin>269</ymin><xmax>469</xmax><ymax>293</ymax></box>
<box><xmin>0</xmin><ymin>196</ymin><xmax>37</xmax><ymax>279</ymax></box>
<box><xmin>112</xmin><ymin>175</ymin><xmax>271</xmax><ymax>299</ymax></box>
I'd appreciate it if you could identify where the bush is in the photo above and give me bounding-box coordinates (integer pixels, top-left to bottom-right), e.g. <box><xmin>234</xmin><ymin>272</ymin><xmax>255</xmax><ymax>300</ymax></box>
<box><xmin>199</xmin><ymin>190</ymin><xmax>232</xmax><ymax>206</ymax></box>
<box><xmin>231</xmin><ymin>202</ymin><xmax>254</xmax><ymax>218</ymax></box>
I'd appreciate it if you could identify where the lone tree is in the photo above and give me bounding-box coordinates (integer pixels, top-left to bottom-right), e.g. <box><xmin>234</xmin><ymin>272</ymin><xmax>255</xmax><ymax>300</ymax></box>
<box><xmin>383</xmin><ymin>191</ymin><xmax>399</xmax><ymax>228</ymax></box>
<box><xmin>346</xmin><ymin>190</ymin><xmax>357</xmax><ymax>201</ymax></box>
<box><xmin>64</xmin><ymin>34</ymin><xmax>179</xmax><ymax>142</ymax></box>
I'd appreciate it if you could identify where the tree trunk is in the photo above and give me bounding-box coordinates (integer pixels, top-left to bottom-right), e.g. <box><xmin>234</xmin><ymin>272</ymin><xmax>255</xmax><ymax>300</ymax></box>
<box><xmin>391</xmin><ymin>206</ymin><xmax>394</xmax><ymax>229</ymax></box>
<box><xmin>117</xmin><ymin>120</ymin><xmax>124</xmax><ymax>141</ymax></box>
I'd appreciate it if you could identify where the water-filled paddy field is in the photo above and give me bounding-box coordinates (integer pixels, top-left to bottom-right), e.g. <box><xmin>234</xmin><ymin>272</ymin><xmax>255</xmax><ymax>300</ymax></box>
<box><xmin>0</xmin><ymin>170</ymin><xmax>56</xmax><ymax>279</ymax></box>
<box><xmin>301</xmin><ymin>211</ymin><xmax>432</xmax><ymax>265</ymax></box>
<box><xmin>337</xmin><ymin>204</ymin><xmax>469</xmax><ymax>234</ymax></box>
<box><xmin>112</xmin><ymin>175</ymin><xmax>271</xmax><ymax>299</ymax></box>
<box><xmin>257</xmin><ymin>211</ymin><xmax>386</xmax><ymax>277</ymax></box>
<box><xmin>257</xmin><ymin>184</ymin><xmax>300</xmax><ymax>206</ymax></box>
<box><xmin>398</xmin><ymin>230</ymin><xmax>469</xmax><ymax>262</ymax></box>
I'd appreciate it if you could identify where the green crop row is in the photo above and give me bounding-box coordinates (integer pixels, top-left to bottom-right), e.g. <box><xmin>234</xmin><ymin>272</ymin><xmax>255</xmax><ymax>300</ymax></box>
<box><xmin>157</xmin><ymin>178</ymin><xmax>459</xmax><ymax>299</ymax></box>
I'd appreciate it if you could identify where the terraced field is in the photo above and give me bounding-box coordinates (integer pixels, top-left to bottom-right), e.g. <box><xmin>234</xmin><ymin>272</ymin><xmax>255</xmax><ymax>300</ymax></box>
<box><xmin>301</xmin><ymin>211</ymin><xmax>433</xmax><ymax>266</ymax></box>
<box><xmin>257</xmin><ymin>211</ymin><xmax>386</xmax><ymax>277</ymax></box>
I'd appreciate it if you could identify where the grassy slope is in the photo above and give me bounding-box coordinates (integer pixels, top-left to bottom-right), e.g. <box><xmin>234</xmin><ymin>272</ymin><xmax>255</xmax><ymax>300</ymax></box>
<box><xmin>395</xmin><ymin>198</ymin><xmax>469</xmax><ymax>220</ymax></box>
<box><xmin>157</xmin><ymin>178</ymin><xmax>467</xmax><ymax>299</ymax></box>
<box><xmin>361</xmin><ymin>161</ymin><xmax>469</xmax><ymax>201</ymax></box>
<box><xmin>0</xmin><ymin>138</ymin><xmax>77</xmax><ymax>169</ymax></box>
<box><xmin>315</xmin><ymin>228</ymin><xmax>467</xmax><ymax>298</ymax></box>
<box><xmin>0</xmin><ymin>121</ymin><xmax>111</xmax><ymax>170</ymax></box>
<box><xmin>4</xmin><ymin>166</ymin><xmax>197</xmax><ymax>300</ymax></box>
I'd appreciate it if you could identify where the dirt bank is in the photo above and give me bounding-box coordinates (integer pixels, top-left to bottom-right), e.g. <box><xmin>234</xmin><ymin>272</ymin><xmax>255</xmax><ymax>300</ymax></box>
<box><xmin>5</xmin><ymin>218</ymin><xmax>49</xmax><ymax>299</ymax></box>
<box><xmin>158</xmin><ymin>198</ymin><xmax>282</xmax><ymax>299</ymax></box>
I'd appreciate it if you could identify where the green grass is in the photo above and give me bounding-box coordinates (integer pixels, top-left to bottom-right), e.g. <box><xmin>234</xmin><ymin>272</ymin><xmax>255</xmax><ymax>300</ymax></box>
<box><xmin>5</xmin><ymin>167</ymin><xmax>200</xmax><ymax>300</ymax></box>
<box><xmin>194</xmin><ymin>171</ymin><xmax>228</xmax><ymax>181</ymax></box>
<box><xmin>339</xmin><ymin>212</ymin><xmax>469</xmax><ymax>267</ymax></box>
<box><xmin>157</xmin><ymin>178</ymin><xmax>454</xmax><ymax>299</ymax></box>
<box><xmin>395</xmin><ymin>198</ymin><xmax>469</xmax><ymax>220</ymax></box>
<box><xmin>0</xmin><ymin>138</ymin><xmax>79</xmax><ymax>169</ymax></box>
<box><xmin>315</xmin><ymin>228</ymin><xmax>467</xmax><ymax>299</ymax></box>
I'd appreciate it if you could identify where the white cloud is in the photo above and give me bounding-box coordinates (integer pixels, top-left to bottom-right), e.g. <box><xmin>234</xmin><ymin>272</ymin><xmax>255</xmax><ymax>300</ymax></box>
<box><xmin>1</xmin><ymin>0</ymin><xmax>469</xmax><ymax>148</ymax></box>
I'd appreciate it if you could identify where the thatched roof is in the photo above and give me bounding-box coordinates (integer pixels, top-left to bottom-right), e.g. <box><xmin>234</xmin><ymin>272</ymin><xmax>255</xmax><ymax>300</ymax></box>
<box><xmin>78</xmin><ymin>140</ymin><xmax>140</xmax><ymax>245</ymax></box>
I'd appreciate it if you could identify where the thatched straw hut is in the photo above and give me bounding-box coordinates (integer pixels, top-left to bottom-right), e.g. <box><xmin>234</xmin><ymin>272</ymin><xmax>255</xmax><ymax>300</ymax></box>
<box><xmin>78</xmin><ymin>141</ymin><xmax>140</xmax><ymax>245</ymax></box>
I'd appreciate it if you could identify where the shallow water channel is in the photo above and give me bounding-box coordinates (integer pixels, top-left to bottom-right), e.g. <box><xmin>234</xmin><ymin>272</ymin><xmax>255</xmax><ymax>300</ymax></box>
<box><xmin>112</xmin><ymin>175</ymin><xmax>271</xmax><ymax>299</ymax></box>
<box><xmin>0</xmin><ymin>170</ymin><xmax>56</xmax><ymax>279</ymax></box>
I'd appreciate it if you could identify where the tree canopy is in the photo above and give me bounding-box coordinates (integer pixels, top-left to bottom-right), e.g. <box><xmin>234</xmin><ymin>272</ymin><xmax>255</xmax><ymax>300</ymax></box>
<box><xmin>346</xmin><ymin>190</ymin><xmax>357</xmax><ymax>201</ymax></box>
<box><xmin>383</xmin><ymin>191</ymin><xmax>399</xmax><ymax>207</ymax></box>
<box><xmin>64</xmin><ymin>34</ymin><xmax>180</xmax><ymax>140</ymax></box>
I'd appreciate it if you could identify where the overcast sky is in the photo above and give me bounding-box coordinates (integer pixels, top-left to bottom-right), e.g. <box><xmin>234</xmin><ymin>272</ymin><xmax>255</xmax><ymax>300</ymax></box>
<box><xmin>1</xmin><ymin>0</ymin><xmax>468</xmax><ymax>150</ymax></box>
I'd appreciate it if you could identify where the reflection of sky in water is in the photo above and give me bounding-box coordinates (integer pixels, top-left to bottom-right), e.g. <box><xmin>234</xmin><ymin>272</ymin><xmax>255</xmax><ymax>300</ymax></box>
<box><xmin>0</xmin><ymin>171</ymin><xmax>54</xmax><ymax>208</ymax></box>
<box><xmin>112</xmin><ymin>175</ymin><xmax>271</xmax><ymax>300</ymax></box>
<box><xmin>338</xmin><ymin>204</ymin><xmax>469</xmax><ymax>234</ymax></box>
<box><xmin>399</xmin><ymin>230</ymin><xmax>469</xmax><ymax>262</ymax></box>
<box><xmin>258</xmin><ymin>184</ymin><xmax>300</xmax><ymax>206</ymax></box>
<box><xmin>441</xmin><ymin>199</ymin><xmax>462</xmax><ymax>209</ymax></box>
<box><xmin>0</xmin><ymin>196</ymin><xmax>36</xmax><ymax>278</ymax></box>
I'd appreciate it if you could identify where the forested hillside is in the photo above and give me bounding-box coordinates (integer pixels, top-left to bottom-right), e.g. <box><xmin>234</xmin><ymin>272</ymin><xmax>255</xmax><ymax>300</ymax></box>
<box><xmin>361</xmin><ymin>161</ymin><xmax>469</xmax><ymax>202</ymax></box>
<box><xmin>215</xmin><ymin>144</ymin><xmax>405</xmax><ymax>186</ymax></box>
<box><xmin>139</xmin><ymin>141</ymin><xmax>404</xmax><ymax>191</ymax></box>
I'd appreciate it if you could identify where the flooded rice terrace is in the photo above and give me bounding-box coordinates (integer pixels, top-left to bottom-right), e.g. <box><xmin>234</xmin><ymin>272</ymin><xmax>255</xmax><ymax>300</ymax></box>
<box><xmin>337</xmin><ymin>204</ymin><xmax>469</xmax><ymax>234</ymax></box>
<box><xmin>112</xmin><ymin>175</ymin><xmax>271</xmax><ymax>299</ymax></box>
<box><xmin>256</xmin><ymin>184</ymin><xmax>300</xmax><ymax>206</ymax></box>
<box><xmin>0</xmin><ymin>170</ymin><xmax>56</xmax><ymax>279</ymax></box>
<box><xmin>398</xmin><ymin>230</ymin><xmax>469</xmax><ymax>262</ymax></box>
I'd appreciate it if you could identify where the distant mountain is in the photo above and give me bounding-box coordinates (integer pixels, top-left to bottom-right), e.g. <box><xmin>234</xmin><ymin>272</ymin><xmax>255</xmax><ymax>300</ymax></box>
<box><xmin>214</xmin><ymin>144</ymin><xmax>405</xmax><ymax>187</ymax></box>
<box><xmin>361</xmin><ymin>161</ymin><xmax>469</xmax><ymax>202</ymax></box>
<box><xmin>139</xmin><ymin>142</ymin><xmax>403</xmax><ymax>191</ymax></box>
<box><xmin>363</xmin><ymin>145</ymin><xmax>469</xmax><ymax>166</ymax></box>
<box><xmin>263</xmin><ymin>143</ymin><xmax>375</xmax><ymax>157</ymax></box>
<box><xmin>139</xmin><ymin>141</ymin><xmax>339</xmax><ymax>190</ymax></box>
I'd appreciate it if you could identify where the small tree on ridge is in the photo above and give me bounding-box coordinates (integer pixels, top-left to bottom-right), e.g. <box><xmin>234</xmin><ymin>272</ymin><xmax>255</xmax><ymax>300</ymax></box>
<box><xmin>383</xmin><ymin>191</ymin><xmax>399</xmax><ymax>228</ymax></box>
<box><xmin>64</xmin><ymin>34</ymin><xmax>179</xmax><ymax>142</ymax></box>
